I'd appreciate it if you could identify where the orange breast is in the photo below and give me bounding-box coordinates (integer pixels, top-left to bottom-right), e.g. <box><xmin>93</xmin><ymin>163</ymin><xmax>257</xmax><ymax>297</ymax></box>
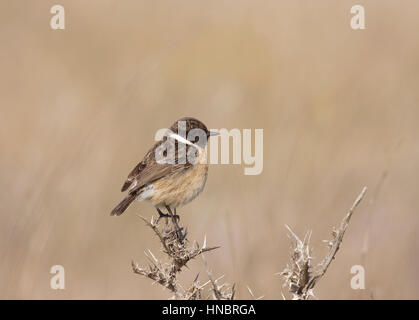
<box><xmin>149</xmin><ymin>163</ymin><xmax>209</xmax><ymax>208</ymax></box>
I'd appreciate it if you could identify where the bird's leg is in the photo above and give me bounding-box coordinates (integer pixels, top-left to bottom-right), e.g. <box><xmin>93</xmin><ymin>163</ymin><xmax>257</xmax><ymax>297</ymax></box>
<box><xmin>155</xmin><ymin>208</ymin><xmax>170</xmax><ymax>225</ymax></box>
<box><xmin>165</xmin><ymin>206</ymin><xmax>181</xmax><ymax>226</ymax></box>
<box><xmin>166</xmin><ymin>205</ymin><xmax>186</xmax><ymax>242</ymax></box>
<box><xmin>173</xmin><ymin>208</ymin><xmax>180</xmax><ymax>222</ymax></box>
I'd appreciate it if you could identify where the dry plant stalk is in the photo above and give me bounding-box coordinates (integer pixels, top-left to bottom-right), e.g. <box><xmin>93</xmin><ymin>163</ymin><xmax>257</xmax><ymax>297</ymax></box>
<box><xmin>132</xmin><ymin>214</ymin><xmax>235</xmax><ymax>300</ymax></box>
<box><xmin>279</xmin><ymin>187</ymin><xmax>367</xmax><ymax>300</ymax></box>
<box><xmin>202</xmin><ymin>254</ymin><xmax>236</xmax><ymax>300</ymax></box>
<box><xmin>247</xmin><ymin>286</ymin><xmax>264</xmax><ymax>300</ymax></box>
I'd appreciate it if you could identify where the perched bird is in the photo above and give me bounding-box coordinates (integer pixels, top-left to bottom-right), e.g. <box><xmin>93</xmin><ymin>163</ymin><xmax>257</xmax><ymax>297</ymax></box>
<box><xmin>111</xmin><ymin>117</ymin><xmax>218</xmax><ymax>236</ymax></box>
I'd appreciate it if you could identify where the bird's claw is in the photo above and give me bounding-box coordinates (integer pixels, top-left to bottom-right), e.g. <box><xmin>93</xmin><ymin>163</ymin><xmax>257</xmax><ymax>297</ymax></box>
<box><xmin>175</xmin><ymin>227</ymin><xmax>188</xmax><ymax>243</ymax></box>
<box><xmin>156</xmin><ymin>211</ymin><xmax>170</xmax><ymax>225</ymax></box>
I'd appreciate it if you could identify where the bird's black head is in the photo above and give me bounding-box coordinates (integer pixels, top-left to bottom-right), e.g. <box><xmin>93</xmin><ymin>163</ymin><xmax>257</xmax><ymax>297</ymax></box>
<box><xmin>169</xmin><ymin>117</ymin><xmax>218</xmax><ymax>147</ymax></box>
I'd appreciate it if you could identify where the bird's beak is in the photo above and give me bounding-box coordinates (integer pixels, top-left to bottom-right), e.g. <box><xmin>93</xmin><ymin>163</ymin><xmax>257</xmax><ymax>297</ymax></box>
<box><xmin>209</xmin><ymin>130</ymin><xmax>220</xmax><ymax>136</ymax></box>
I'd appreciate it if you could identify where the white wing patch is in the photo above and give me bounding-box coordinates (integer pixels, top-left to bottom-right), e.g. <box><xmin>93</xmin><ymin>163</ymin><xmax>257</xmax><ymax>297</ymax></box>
<box><xmin>128</xmin><ymin>179</ymin><xmax>138</xmax><ymax>191</ymax></box>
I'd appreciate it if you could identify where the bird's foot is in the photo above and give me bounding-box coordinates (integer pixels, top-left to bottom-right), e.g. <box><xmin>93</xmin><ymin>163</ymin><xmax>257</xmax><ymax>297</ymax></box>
<box><xmin>171</xmin><ymin>216</ymin><xmax>186</xmax><ymax>242</ymax></box>
<box><xmin>174</xmin><ymin>226</ymin><xmax>188</xmax><ymax>244</ymax></box>
<box><xmin>156</xmin><ymin>210</ymin><xmax>170</xmax><ymax>225</ymax></box>
<box><xmin>164</xmin><ymin>206</ymin><xmax>186</xmax><ymax>243</ymax></box>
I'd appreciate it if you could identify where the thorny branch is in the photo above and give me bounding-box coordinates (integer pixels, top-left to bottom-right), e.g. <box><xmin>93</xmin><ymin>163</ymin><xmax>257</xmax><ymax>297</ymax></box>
<box><xmin>202</xmin><ymin>253</ymin><xmax>236</xmax><ymax>300</ymax></box>
<box><xmin>131</xmin><ymin>187</ymin><xmax>367</xmax><ymax>299</ymax></box>
<box><xmin>279</xmin><ymin>187</ymin><xmax>367</xmax><ymax>299</ymax></box>
<box><xmin>132</xmin><ymin>214</ymin><xmax>235</xmax><ymax>299</ymax></box>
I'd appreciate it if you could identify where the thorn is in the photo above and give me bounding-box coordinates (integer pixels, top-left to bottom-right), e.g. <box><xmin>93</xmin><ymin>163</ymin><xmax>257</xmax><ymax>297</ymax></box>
<box><xmin>148</xmin><ymin>249</ymin><xmax>158</xmax><ymax>263</ymax></box>
<box><xmin>215</xmin><ymin>274</ymin><xmax>225</xmax><ymax>282</ymax></box>
<box><xmin>200</xmin><ymin>280</ymin><xmax>211</xmax><ymax>289</ymax></box>
<box><xmin>247</xmin><ymin>286</ymin><xmax>255</xmax><ymax>298</ymax></box>
<box><xmin>285</xmin><ymin>224</ymin><xmax>301</xmax><ymax>243</ymax></box>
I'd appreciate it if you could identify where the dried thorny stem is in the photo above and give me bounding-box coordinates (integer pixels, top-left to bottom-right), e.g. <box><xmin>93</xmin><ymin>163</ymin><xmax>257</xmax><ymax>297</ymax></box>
<box><xmin>247</xmin><ymin>286</ymin><xmax>264</xmax><ymax>300</ymax></box>
<box><xmin>207</xmin><ymin>274</ymin><xmax>236</xmax><ymax>300</ymax></box>
<box><xmin>202</xmin><ymin>253</ymin><xmax>236</xmax><ymax>300</ymax></box>
<box><xmin>279</xmin><ymin>187</ymin><xmax>367</xmax><ymax>300</ymax></box>
<box><xmin>132</xmin><ymin>214</ymin><xmax>220</xmax><ymax>299</ymax></box>
<box><xmin>280</xmin><ymin>226</ymin><xmax>314</xmax><ymax>299</ymax></box>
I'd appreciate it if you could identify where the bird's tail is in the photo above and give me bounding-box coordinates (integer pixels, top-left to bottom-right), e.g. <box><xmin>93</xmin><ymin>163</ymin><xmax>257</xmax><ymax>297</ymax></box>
<box><xmin>111</xmin><ymin>194</ymin><xmax>136</xmax><ymax>216</ymax></box>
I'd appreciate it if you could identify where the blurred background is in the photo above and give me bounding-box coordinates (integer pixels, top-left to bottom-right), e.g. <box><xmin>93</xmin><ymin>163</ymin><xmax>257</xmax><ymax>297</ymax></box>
<box><xmin>1</xmin><ymin>0</ymin><xmax>419</xmax><ymax>299</ymax></box>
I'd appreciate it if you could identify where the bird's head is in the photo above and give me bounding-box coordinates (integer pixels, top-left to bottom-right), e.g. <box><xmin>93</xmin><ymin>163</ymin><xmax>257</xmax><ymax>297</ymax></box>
<box><xmin>168</xmin><ymin>117</ymin><xmax>218</xmax><ymax>148</ymax></box>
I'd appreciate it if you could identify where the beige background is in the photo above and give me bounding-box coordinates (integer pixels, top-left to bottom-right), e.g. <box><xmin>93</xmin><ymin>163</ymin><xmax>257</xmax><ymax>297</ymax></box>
<box><xmin>1</xmin><ymin>1</ymin><xmax>418</xmax><ymax>299</ymax></box>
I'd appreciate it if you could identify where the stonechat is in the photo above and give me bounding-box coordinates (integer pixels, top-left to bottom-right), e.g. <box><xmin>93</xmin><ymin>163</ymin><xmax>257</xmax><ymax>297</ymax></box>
<box><xmin>111</xmin><ymin>117</ymin><xmax>218</xmax><ymax>237</ymax></box>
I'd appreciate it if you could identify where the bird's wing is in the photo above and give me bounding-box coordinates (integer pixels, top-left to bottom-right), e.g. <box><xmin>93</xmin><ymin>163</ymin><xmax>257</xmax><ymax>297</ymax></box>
<box><xmin>120</xmin><ymin>146</ymin><xmax>154</xmax><ymax>192</ymax></box>
<box><xmin>121</xmin><ymin>139</ymin><xmax>196</xmax><ymax>193</ymax></box>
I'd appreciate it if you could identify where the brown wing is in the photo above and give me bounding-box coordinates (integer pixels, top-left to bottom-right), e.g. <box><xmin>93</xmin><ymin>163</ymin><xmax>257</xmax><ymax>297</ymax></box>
<box><xmin>120</xmin><ymin>146</ymin><xmax>155</xmax><ymax>192</ymax></box>
<box><xmin>121</xmin><ymin>163</ymin><xmax>144</xmax><ymax>191</ymax></box>
<box><xmin>121</xmin><ymin>138</ymin><xmax>195</xmax><ymax>194</ymax></box>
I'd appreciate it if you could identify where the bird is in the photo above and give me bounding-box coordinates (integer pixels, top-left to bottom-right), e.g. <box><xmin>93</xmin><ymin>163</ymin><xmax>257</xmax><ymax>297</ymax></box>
<box><xmin>111</xmin><ymin>117</ymin><xmax>218</xmax><ymax>238</ymax></box>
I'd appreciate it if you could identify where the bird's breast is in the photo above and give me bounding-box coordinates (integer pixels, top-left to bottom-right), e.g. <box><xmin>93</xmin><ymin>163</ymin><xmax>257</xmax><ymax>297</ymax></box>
<box><xmin>147</xmin><ymin>163</ymin><xmax>209</xmax><ymax>208</ymax></box>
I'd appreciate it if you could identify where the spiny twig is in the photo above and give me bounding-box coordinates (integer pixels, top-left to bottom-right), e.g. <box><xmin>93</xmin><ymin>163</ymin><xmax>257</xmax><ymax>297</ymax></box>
<box><xmin>247</xmin><ymin>286</ymin><xmax>264</xmax><ymax>300</ymax></box>
<box><xmin>132</xmin><ymin>214</ymin><xmax>220</xmax><ymax>299</ymax></box>
<box><xmin>279</xmin><ymin>187</ymin><xmax>367</xmax><ymax>299</ymax></box>
<box><xmin>202</xmin><ymin>251</ymin><xmax>236</xmax><ymax>300</ymax></box>
<box><xmin>137</xmin><ymin>215</ymin><xmax>219</xmax><ymax>272</ymax></box>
